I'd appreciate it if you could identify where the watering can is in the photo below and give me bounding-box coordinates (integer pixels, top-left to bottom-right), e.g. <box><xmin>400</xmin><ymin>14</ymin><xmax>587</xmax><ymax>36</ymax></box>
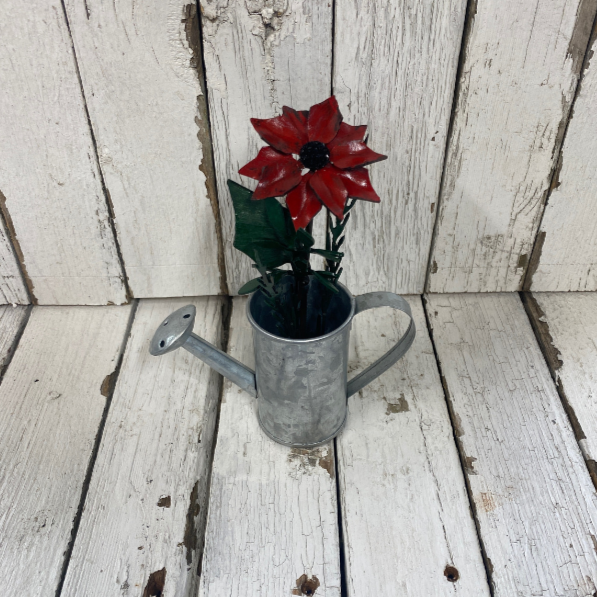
<box><xmin>149</xmin><ymin>279</ymin><xmax>415</xmax><ymax>448</ymax></box>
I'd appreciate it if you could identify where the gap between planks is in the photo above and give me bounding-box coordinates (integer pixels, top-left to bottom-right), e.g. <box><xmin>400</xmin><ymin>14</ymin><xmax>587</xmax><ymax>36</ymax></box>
<box><xmin>424</xmin><ymin>0</ymin><xmax>479</xmax><ymax>294</ymax></box>
<box><xmin>522</xmin><ymin>16</ymin><xmax>597</xmax><ymax>292</ymax></box>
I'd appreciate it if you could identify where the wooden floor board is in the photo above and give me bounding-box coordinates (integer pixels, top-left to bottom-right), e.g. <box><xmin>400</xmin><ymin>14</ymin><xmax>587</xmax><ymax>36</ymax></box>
<box><xmin>5</xmin><ymin>293</ymin><xmax>597</xmax><ymax>596</ymax></box>
<box><xmin>526</xmin><ymin>292</ymin><xmax>597</xmax><ymax>486</ymax></box>
<box><xmin>425</xmin><ymin>294</ymin><xmax>597</xmax><ymax>596</ymax></box>
<box><xmin>337</xmin><ymin>296</ymin><xmax>490</xmax><ymax>596</ymax></box>
<box><xmin>0</xmin><ymin>305</ymin><xmax>133</xmax><ymax>597</ymax></box>
<box><xmin>61</xmin><ymin>297</ymin><xmax>225</xmax><ymax>597</ymax></box>
<box><xmin>199</xmin><ymin>297</ymin><xmax>341</xmax><ymax>597</ymax></box>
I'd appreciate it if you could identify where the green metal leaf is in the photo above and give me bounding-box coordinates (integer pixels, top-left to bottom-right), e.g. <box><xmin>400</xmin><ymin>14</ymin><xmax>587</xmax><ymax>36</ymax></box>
<box><xmin>265</xmin><ymin>199</ymin><xmax>295</xmax><ymax>246</ymax></box>
<box><xmin>311</xmin><ymin>248</ymin><xmax>344</xmax><ymax>261</ymax></box>
<box><xmin>229</xmin><ymin>180</ymin><xmax>294</xmax><ymax>268</ymax></box>
<box><xmin>295</xmin><ymin>228</ymin><xmax>315</xmax><ymax>248</ymax></box>
<box><xmin>313</xmin><ymin>271</ymin><xmax>339</xmax><ymax>294</ymax></box>
<box><xmin>314</xmin><ymin>270</ymin><xmax>336</xmax><ymax>280</ymax></box>
<box><xmin>237</xmin><ymin>278</ymin><xmax>262</xmax><ymax>295</ymax></box>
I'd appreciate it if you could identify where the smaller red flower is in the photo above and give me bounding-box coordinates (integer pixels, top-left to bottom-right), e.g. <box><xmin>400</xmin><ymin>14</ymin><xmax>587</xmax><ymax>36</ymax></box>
<box><xmin>239</xmin><ymin>96</ymin><xmax>386</xmax><ymax>230</ymax></box>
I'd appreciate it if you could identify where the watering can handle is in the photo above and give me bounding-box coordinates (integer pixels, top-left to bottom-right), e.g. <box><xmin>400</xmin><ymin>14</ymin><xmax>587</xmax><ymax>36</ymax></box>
<box><xmin>346</xmin><ymin>292</ymin><xmax>416</xmax><ymax>398</ymax></box>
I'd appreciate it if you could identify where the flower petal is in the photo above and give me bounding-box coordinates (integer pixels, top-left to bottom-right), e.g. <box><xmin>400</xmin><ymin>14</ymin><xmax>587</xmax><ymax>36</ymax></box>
<box><xmin>338</xmin><ymin>168</ymin><xmax>381</xmax><ymax>202</ymax></box>
<box><xmin>307</xmin><ymin>96</ymin><xmax>342</xmax><ymax>144</ymax></box>
<box><xmin>286</xmin><ymin>173</ymin><xmax>322</xmax><ymax>230</ymax></box>
<box><xmin>252</xmin><ymin>159</ymin><xmax>302</xmax><ymax>200</ymax></box>
<box><xmin>309</xmin><ymin>165</ymin><xmax>348</xmax><ymax>219</ymax></box>
<box><xmin>329</xmin><ymin>140</ymin><xmax>387</xmax><ymax>169</ymax></box>
<box><xmin>282</xmin><ymin>106</ymin><xmax>308</xmax><ymax>146</ymax></box>
<box><xmin>327</xmin><ymin>122</ymin><xmax>367</xmax><ymax>150</ymax></box>
<box><xmin>251</xmin><ymin>114</ymin><xmax>305</xmax><ymax>154</ymax></box>
<box><xmin>239</xmin><ymin>146</ymin><xmax>292</xmax><ymax>180</ymax></box>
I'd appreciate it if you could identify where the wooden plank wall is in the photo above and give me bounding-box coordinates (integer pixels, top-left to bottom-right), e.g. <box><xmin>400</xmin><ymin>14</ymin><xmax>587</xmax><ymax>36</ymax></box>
<box><xmin>427</xmin><ymin>0</ymin><xmax>597</xmax><ymax>293</ymax></box>
<box><xmin>526</xmin><ymin>31</ymin><xmax>597</xmax><ymax>291</ymax></box>
<box><xmin>199</xmin><ymin>0</ymin><xmax>333</xmax><ymax>294</ymax></box>
<box><xmin>1</xmin><ymin>0</ymin><xmax>597</xmax><ymax>302</ymax></box>
<box><xmin>0</xmin><ymin>0</ymin><xmax>127</xmax><ymax>305</ymax></box>
<box><xmin>333</xmin><ymin>0</ymin><xmax>467</xmax><ymax>295</ymax></box>
<box><xmin>63</xmin><ymin>0</ymin><xmax>224</xmax><ymax>299</ymax></box>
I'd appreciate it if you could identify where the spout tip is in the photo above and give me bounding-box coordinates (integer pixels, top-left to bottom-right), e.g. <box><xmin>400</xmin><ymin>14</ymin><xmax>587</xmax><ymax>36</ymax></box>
<box><xmin>149</xmin><ymin>304</ymin><xmax>196</xmax><ymax>356</ymax></box>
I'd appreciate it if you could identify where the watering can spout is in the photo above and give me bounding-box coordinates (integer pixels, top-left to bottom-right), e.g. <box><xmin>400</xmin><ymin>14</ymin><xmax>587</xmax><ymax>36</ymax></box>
<box><xmin>149</xmin><ymin>304</ymin><xmax>257</xmax><ymax>397</ymax></box>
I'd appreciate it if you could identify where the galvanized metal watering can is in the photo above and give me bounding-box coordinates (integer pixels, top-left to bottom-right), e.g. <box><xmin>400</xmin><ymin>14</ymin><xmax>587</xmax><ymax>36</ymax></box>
<box><xmin>149</xmin><ymin>280</ymin><xmax>415</xmax><ymax>448</ymax></box>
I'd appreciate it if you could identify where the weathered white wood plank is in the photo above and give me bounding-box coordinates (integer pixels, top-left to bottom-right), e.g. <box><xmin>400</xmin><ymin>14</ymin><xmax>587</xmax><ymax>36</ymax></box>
<box><xmin>0</xmin><ymin>305</ymin><xmax>133</xmax><ymax>596</ymax></box>
<box><xmin>0</xmin><ymin>210</ymin><xmax>29</xmax><ymax>305</ymax></box>
<box><xmin>528</xmin><ymin>35</ymin><xmax>597</xmax><ymax>291</ymax></box>
<box><xmin>62</xmin><ymin>297</ymin><xmax>224</xmax><ymax>597</ymax></box>
<box><xmin>338</xmin><ymin>296</ymin><xmax>490</xmax><ymax>596</ymax></box>
<box><xmin>526</xmin><ymin>292</ymin><xmax>597</xmax><ymax>486</ymax></box>
<box><xmin>426</xmin><ymin>293</ymin><xmax>597</xmax><ymax>596</ymax></box>
<box><xmin>0</xmin><ymin>1</ymin><xmax>127</xmax><ymax>305</ymax></box>
<box><xmin>64</xmin><ymin>1</ymin><xmax>223</xmax><ymax>298</ymax></box>
<box><xmin>0</xmin><ymin>305</ymin><xmax>28</xmax><ymax>372</ymax></box>
<box><xmin>199</xmin><ymin>297</ymin><xmax>340</xmax><ymax>596</ymax></box>
<box><xmin>200</xmin><ymin>0</ymin><xmax>332</xmax><ymax>294</ymax></box>
<box><xmin>333</xmin><ymin>0</ymin><xmax>467</xmax><ymax>295</ymax></box>
<box><xmin>428</xmin><ymin>0</ymin><xmax>597</xmax><ymax>293</ymax></box>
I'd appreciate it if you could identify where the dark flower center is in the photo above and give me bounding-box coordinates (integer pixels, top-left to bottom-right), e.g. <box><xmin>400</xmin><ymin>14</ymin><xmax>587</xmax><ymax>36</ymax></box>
<box><xmin>299</xmin><ymin>141</ymin><xmax>330</xmax><ymax>171</ymax></box>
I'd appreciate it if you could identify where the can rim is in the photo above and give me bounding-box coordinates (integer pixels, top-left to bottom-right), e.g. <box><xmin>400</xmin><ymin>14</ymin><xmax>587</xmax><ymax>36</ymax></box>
<box><xmin>246</xmin><ymin>280</ymin><xmax>356</xmax><ymax>344</ymax></box>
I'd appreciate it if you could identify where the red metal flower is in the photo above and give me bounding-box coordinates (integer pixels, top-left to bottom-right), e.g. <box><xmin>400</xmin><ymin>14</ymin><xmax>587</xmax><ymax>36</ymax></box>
<box><xmin>239</xmin><ymin>96</ymin><xmax>387</xmax><ymax>230</ymax></box>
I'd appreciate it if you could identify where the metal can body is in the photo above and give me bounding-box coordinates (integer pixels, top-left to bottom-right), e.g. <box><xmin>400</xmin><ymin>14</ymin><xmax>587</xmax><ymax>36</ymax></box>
<box><xmin>252</xmin><ymin>320</ymin><xmax>351</xmax><ymax>447</ymax></box>
<box><xmin>247</xmin><ymin>277</ymin><xmax>356</xmax><ymax>447</ymax></box>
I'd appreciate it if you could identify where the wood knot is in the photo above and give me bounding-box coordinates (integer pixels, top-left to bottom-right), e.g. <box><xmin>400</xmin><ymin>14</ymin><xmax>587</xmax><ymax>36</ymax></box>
<box><xmin>143</xmin><ymin>568</ymin><xmax>166</xmax><ymax>597</ymax></box>
<box><xmin>293</xmin><ymin>574</ymin><xmax>320</xmax><ymax>595</ymax></box>
<box><xmin>444</xmin><ymin>565</ymin><xmax>459</xmax><ymax>582</ymax></box>
<box><xmin>157</xmin><ymin>495</ymin><xmax>171</xmax><ymax>508</ymax></box>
